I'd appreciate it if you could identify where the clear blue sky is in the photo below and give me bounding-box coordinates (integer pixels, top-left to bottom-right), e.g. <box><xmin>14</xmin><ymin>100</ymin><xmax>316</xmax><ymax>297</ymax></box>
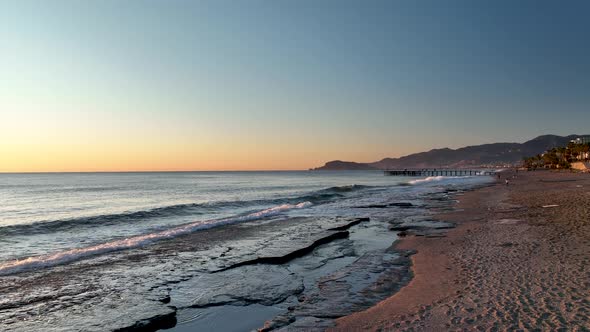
<box><xmin>2</xmin><ymin>0</ymin><xmax>589</xmax><ymax>170</ymax></box>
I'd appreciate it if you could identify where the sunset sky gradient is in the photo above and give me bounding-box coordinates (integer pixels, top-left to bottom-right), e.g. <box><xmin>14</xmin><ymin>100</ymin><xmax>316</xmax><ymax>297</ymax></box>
<box><xmin>2</xmin><ymin>0</ymin><xmax>589</xmax><ymax>171</ymax></box>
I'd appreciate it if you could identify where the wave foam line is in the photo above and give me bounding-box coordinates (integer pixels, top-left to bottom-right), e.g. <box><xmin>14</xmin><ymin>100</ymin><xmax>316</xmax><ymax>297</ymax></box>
<box><xmin>408</xmin><ymin>176</ymin><xmax>471</xmax><ymax>185</ymax></box>
<box><xmin>0</xmin><ymin>185</ymin><xmax>367</xmax><ymax>235</ymax></box>
<box><xmin>0</xmin><ymin>202</ymin><xmax>312</xmax><ymax>276</ymax></box>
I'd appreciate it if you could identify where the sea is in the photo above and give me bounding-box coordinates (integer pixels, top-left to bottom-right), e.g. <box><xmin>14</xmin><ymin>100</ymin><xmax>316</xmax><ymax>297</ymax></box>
<box><xmin>0</xmin><ymin>171</ymin><xmax>493</xmax><ymax>331</ymax></box>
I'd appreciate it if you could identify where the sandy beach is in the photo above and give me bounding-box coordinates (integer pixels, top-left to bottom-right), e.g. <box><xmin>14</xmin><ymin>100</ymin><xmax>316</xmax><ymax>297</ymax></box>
<box><xmin>334</xmin><ymin>170</ymin><xmax>590</xmax><ymax>331</ymax></box>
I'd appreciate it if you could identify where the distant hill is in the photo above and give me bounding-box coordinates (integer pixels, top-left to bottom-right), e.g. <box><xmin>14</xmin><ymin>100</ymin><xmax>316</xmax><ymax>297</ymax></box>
<box><xmin>314</xmin><ymin>134</ymin><xmax>585</xmax><ymax>170</ymax></box>
<box><xmin>314</xmin><ymin>160</ymin><xmax>378</xmax><ymax>170</ymax></box>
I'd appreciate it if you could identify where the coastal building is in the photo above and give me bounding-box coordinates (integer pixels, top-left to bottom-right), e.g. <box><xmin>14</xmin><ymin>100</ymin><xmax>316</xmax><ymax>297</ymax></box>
<box><xmin>571</xmin><ymin>136</ymin><xmax>590</xmax><ymax>145</ymax></box>
<box><xmin>565</xmin><ymin>136</ymin><xmax>590</xmax><ymax>161</ymax></box>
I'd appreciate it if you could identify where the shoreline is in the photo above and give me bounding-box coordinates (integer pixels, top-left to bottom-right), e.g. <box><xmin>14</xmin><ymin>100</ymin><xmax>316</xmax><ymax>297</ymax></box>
<box><xmin>333</xmin><ymin>170</ymin><xmax>590</xmax><ymax>331</ymax></box>
<box><xmin>5</xmin><ymin>171</ymin><xmax>587</xmax><ymax>331</ymax></box>
<box><xmin>0</xmin><ymin>175</ymin><xmax>487</xmax><ymax>332</ymax></box>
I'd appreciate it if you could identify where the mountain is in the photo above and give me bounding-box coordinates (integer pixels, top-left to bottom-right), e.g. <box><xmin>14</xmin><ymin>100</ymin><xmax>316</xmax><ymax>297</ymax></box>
<box><xmin>314</xmin><ymin>134</ymin><xmax>585</xmax><ymax>170</ymax></box>
<box><xmin>313</xmin><ymin>160</ymin><xmax>378</xmax><ymax>170</ymax></box>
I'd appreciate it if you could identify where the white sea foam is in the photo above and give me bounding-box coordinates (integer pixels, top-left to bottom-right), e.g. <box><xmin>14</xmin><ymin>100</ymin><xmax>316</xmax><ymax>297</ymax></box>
<box><xmin>0</xmin><ymin>201</ymin><xmax>312</xmax><ymax>276</ymax></box>
<box><xmin>408</xmin><ymin>176</ymin><xmax>471</xmax><ymax>185</ymax></box>
<box><xmin>408</xmin><ymin>176</ymin><xmax>445</xmax><ymax>184</ymax></box>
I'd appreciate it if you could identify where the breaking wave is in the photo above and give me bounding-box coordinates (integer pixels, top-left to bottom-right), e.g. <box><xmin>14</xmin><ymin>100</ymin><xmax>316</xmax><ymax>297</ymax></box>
<box><xmin>0</xmin><ymin>202</ymin><xmax>313</xmax><ymax>276</ymax></box>
<box><xmin>0</xmin><ymin>185</ymin><xmax>372</xmax><ymax>236</ymax></box>
<box><xmin>408</xmin><ymin>176</ymin><xmax>471</xmax><ymax>185</ymax></box>
<box><xmin>319</xmin><ymin>184</ymin><xmax>371</xmax><ymax>193</ymax></box>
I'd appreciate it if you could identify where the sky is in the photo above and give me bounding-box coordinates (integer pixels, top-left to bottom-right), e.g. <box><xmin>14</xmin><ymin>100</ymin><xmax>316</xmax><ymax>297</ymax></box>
<box><xmin>2</xmin><ymin>0</ymin><xmax>589</xmax><ymax>171</ymax></box>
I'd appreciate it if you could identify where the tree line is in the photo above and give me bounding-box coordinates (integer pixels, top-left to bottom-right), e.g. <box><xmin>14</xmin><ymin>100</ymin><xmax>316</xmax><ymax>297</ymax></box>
<box><xmin>523</xmin><ymin>141</ymin><xmax>590</xmax><ymax>169</ymax></box>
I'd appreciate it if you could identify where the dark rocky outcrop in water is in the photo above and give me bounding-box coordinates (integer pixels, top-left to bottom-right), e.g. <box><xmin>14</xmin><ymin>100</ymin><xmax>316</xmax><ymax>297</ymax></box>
<box><xmin>213</xmin><ymin>231</ymin><xmax>351</xmax><ymax>273</ymax></box>
<box><xmin>355</xmin><ymin>202</ymin><xmax>415</xmax><ymax>209</ymax></box>
<box><xmin>114</xmin><ymin>310</ymin><xmax>177</xmax><ymax>332</ymax></box>
<box><xmin>260</xmin><ymin>248</ymin><xmax>416</xmax><ymax>331</ymax></box>
<box><xmin>327</xmin><ymin>217</ymin><xmax>370</xmax><ymax>230</ymax></box>
<box><xmin>389</xmin><ymin>202</ymin><xmax>414</xmax><ymax>207</ymax></box>
<box><xmin>314</xmin><ymin>134</ymin><xmax>588</xmax><ymax>170</ymax></box>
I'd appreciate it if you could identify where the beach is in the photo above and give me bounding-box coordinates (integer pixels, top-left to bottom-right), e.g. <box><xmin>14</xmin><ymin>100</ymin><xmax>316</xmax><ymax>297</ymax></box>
<box><xmin>5</xmin><ymin>0</ymin><xmax>590</xmax><ymax>330</ymax></box>
<box><xmin>0</xmin><ymin>172</ymin><xmax>492</xmax><ymax>331</ymax></box>
<box><xmin>1</xmin><ymin>171</ymin><xmax>588</xmax><ymax>331</ymax></box>
<box><xmin>334</xmin><ymin>170</ymin><xmax>590</xmax><ymax>331</ymax></box>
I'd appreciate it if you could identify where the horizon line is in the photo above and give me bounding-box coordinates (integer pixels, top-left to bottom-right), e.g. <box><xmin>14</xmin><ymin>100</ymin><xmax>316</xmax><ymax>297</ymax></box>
<box><xmin>0</xmin><ymin>169</ymin><xmax>374</xmax><ymax>174</ymax></box>
<box><xmin>0</xmin><ymin>170</ymin><xmax>315</xmax><ymax>174</ymax></box>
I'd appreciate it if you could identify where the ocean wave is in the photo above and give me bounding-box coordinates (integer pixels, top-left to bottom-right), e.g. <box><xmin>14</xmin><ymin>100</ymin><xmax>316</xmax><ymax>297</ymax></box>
<box><xmin>0</xmin><ymin>185</ymin><xmax>371</xmax><ymax>236</ymax></box>
<box><xmin>320</xmin><ymin>184</ymin><xmax>371</xmax><ymax>193</ymax></box>
<box><xmin>0</xmin><ymin>202</ymin><xmax>313</xmax><ymax>276</ymax></box>
<box><xmin>0</xmin><ymin>202</ymin><xmax>213</xmax><ymax>236</ymax></box>
<box><xmin>408</xmin><ymin>176</ymin><xmax>471</xmax><ymax>185</ymax></box>
<box><xmin>42</xmin><ymin>186</ymin><xmax>124</xmax><ymax>193</ymax></box>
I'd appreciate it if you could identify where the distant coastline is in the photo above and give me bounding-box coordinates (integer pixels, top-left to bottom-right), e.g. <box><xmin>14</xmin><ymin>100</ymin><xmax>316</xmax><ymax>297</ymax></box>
<box><xmin>314</xmin><ymin>134</ymin><xmax>588</xmax><ymax>170</ymax></box>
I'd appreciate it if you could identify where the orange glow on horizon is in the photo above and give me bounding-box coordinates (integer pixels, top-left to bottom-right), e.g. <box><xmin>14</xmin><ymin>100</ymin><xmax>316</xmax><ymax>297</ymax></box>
<box><xmin>0</xmin><ymin>140</ymin><xmax>401</xmax><ymax>172</ymax></box>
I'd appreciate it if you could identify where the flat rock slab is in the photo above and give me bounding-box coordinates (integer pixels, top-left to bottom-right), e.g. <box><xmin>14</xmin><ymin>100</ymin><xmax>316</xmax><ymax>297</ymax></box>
<box><xmin>0</xmin><ymin>216</ymin><xmax>366</xmax><ymax>332</ymax></box>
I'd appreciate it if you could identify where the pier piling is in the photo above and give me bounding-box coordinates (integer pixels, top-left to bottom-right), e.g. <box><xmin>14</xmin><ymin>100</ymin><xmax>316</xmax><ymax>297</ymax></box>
<box><xmin>384</xmin><ymin>169</ymin><xmax>495</xmax><ymax>177</ymax></box>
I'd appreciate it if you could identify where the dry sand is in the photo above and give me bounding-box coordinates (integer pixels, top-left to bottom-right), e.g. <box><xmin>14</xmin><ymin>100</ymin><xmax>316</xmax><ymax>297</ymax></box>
<box><xmin>333</xmin><ymin>170</ymin><xmax>590</xmax><ymax>331</ymax></box>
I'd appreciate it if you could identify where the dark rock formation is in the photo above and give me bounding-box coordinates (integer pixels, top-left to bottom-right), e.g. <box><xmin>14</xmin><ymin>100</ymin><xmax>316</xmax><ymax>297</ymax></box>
<box><xmin>355</xmin><ymin>204</ymin><xmax>389</xmax><ymax>209</ymax></box>
<box><xmin>114</xmin><ymin>310</ymin><xmax>177</xmax><ymax>332</ymax></box>
<box><xmin>213</xmin><ymin>231</ymin><xmax>350</xmax><ymax>272</ymax></box>
<box><xmin>262</xmin><ymin>248</ymin><xmax>416</xmax><ymax>330</ymax></box>
<box><xmin>389</xmin><ymin>202</ymin><xmax>414</xmax><ymax>208</ymax></box>
<box><xmin>328</xmin><ymin>217</ymin><xmax>370</xmax><ymax>231</ymax></box>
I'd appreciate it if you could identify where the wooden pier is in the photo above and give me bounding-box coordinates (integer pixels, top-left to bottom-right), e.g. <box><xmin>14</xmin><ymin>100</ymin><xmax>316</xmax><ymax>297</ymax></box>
<box><xmin>384</xmin><ymin>169</ymin><xmax>496</xmax><ymax>176</ymax></box>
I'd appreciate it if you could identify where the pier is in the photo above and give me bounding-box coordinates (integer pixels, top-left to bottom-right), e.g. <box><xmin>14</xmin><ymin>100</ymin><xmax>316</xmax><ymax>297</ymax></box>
<box><xmin>384</xmin><ymin>169</ymin><xmax>496</xmax><ymax>176</ymax></box>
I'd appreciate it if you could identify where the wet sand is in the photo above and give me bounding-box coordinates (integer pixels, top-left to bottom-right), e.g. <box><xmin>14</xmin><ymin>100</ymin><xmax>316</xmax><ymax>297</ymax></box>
<box><xmin>334</xmin><ymin>170</ymin><xmax>590</xmax><ymax>331</ymax></box>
